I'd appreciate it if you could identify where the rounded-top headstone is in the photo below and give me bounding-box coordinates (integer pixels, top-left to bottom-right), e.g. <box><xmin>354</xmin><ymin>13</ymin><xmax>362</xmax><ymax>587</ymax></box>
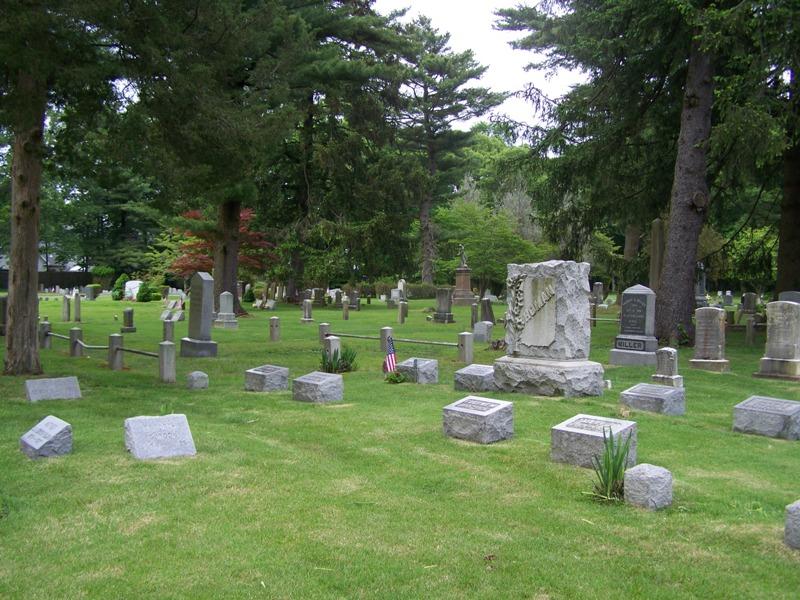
<box><xmin>187</xmin><ymin>371</ymin><xmax>209</xmax><ymax>390</ymax></box>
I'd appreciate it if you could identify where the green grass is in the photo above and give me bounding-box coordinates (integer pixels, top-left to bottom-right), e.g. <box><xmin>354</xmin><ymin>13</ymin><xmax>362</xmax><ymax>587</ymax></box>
<box><xmin>1</xmin><ymin>295</ymin><xmax>799</xmax><ymax>599</ymax></box>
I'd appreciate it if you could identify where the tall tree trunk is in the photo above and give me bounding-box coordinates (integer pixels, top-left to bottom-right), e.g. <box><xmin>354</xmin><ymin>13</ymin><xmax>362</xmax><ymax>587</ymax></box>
<box><xmin>655</xmin><ymin>38</ymin><xmax>714</xmax><ymax>341</ymax></box>
<box><xmin>776</xmin><ymin>73</ymin><xmax>799</xmax><ymax>295</ymax></box>
<box><xmin>419</xmin><ymin>192</ymin><xmax>435</xmax><ymax>284</ymax></box>
<box><xmin>4</xmin><ymin>71</ymin><xmax>47</xmax><ymax>375</ymax></box>
<box><xmin>615</xmin><ymin>223</ymin><xmax>641</xmax><ymax>305</ymax></box>
<box><xmin>213</xmin><ymin>200</ymin><xmax>243</xmax><ymax>314</ymax></box>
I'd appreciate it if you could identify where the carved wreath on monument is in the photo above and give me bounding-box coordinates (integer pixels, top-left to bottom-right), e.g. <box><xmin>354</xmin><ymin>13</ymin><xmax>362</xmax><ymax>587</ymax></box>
<box><xmin>506</xmin><ymin>273</ymin><xmax>556</xmax><ymax>352</ymax></box>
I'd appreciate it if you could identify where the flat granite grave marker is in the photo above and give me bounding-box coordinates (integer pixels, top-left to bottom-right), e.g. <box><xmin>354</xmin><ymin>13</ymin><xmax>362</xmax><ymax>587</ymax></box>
<box><xmin>124</xmin><ymin>414</ymin><xmax>197</xmax><ymax>460</ymax></box>
<box><xmin>620</xmin><ymin>383</ymin><xmax>685</xmax><ymax>416</ymax></box>
<box><xmin>396</xmin><ymin>357</ymin><xmax>438</xmax><ymax>384</ymax></box>
<box><xmin>292</xmin><ymin>371</ymin><xmax>343</xmax><ymax>403</ymax></box>
<box><xmin>245</xmin><ymin>364</ymin><xmax>290</xmax><ymax>392</ymax></box>
<box><xmin>25</xmin><ymin>376</ymin><xmax>82</xmax><ymax>402</ymax></box>
<box><xmin>651</xmin><ymin>347</ymin><xmax>683</xmax><ymax>388</ymax></box>
<box><xmin>755</xmin><ymin>301</ymin><xmax>800</xmax><ymax>380</ymax></box>
<box><xmin>551</xmin><ymin>414</ymin><xmax>637</xmax><ymax>468</ymax></box>
<box><xmin>609</xmin><ymin>284</ymin><xmax>658</xmax><ymax>366</ymax></box>
<box><xmin>732</xmin><ymin>395</ymin><xmax>800</xmax><ymax>440</ymax></box>
<box><xmin>180</xmin><ymin>272</ymin><xmax>217</xmax><ymax>357</ymax></box>
<box><xmin>494</xmin><ymin>260</ymin><xmax>604</xmax><ymax>397</ymax></box>
<box><xmin>20</xmin><ymin>416</ymin><xmax>73</xmax><ymax>459</ymax></box>
<box><xmin>690</xmin><ymin>307</ymin><xmax>729</xmax><ymax>372</ymax></box>
<box><xmin>454</xmin><ymin>364</ymin><xmax>498</xmax><ymax>392</ymax></box>
<box><xmin>442</xmin><ymin>395</ymin><xmax>513</xmax><ymax>444</ymax></box>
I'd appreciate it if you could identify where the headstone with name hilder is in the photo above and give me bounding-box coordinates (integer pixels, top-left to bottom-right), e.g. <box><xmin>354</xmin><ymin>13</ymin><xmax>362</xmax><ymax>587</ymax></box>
<box><xmin>609</xmin><ymin>284</ymin><xmax>658</xmax><ymax>366</ymax></box>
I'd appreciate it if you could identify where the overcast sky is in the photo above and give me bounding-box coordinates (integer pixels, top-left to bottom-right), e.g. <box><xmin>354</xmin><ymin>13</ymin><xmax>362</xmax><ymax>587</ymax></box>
<box><xmin>372</xmin><ymin>0</ymin><xmax>584</xmax><ymax>130</ymax></box>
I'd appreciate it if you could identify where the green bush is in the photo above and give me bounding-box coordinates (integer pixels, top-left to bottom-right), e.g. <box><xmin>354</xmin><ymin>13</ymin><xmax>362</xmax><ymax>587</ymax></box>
<box><xmin>589</xmin><ymin>428</ymin><xmax>632</xmax><ymax>502</ymax></box>
<box><xmin>243</xmin><ymin>287</ymin><xmax>256</xmax><ymax>303</ymax></box>
<box><xmin>320</xmin><ymin>346</ymin><xmax>357</xmax><ymax>373</ymax></box>
<box><xmin>112</xmin><ymin>274</ymin><xmax>130</xmax><ymax>301</ymax></box>
<box><xmin>406</xmin><ymin>283</ymin><xmax>437</xmax><ymax>299</ymax></box>
<box><xmin>136</xmin><ymin>282</ymin><xmax>153</xmax><ymax>303</ymax></box>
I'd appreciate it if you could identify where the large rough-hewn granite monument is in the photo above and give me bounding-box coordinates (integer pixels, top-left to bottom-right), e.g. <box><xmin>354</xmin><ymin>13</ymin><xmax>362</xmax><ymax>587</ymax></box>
<box><xmin>493</xmin><ymin>260</ymin><xmax>604</xmax><ymax>397</ymax></box>
<box><xmin>609</xmin><ymin>284</ymin><xmax>658</xmax><ymax>365</ymax></box>
<box><xmin>180</xmin><ymin>272</ymin><xmax>218</xmax><ymax>357</ymax></box>
<box><xmin>754</xmin><ymin>301</ymin><xmax>800</xmax><ymax>381</ymax></box>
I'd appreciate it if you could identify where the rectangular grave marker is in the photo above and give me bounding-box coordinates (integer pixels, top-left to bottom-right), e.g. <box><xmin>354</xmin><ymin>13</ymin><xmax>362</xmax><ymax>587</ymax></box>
<box><xmin>124</xmin><ymin>414</ymin><xmax>197</xmax><ymax>460</ymax></box>
<box><xmin>25</xmin><ymin>376</ymin><xmax>82</xmax><ymax>402</ymax></box>
<box><xmin>442</xmin><ymin>395</ymin><xmax>513</xmax><ymax>444</ymax></box>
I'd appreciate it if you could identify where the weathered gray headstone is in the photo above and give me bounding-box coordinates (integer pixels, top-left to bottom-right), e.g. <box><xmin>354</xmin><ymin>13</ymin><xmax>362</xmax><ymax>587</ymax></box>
<box><xmin>755</xmin><ymin>301</ymin><xmax>800</xmax><ymax>380</ymax></box>
<box><xmin>551</xmin><ymin>414</ymin><xmax>637</xmax><ymax>468</ymax></box>
<box><xmin>470</xmin><ymin>303</ymin><xmax>478</xmax><ymax>328</ymax></box>
<box><xmin>124</xmin><ymin>414</ymin><xmax>197</xmax><ymax>460</ymax></box>
<box><xmin>624</xmin><ymin>464</ymin><xmax>672</xmax><ymax>511</ymax></box>
<box><xmin>732</xmin><ymin>395</ymin><xmax>800</xmax><ymax>440</ymax></box>
<box><xmin>187</xmin><ymin>371</ymin><xmax>209</xmax><ymax>390</ymax></box>
<box><xmin>180</xmin><ymin>272</ymin><xmax>217</xmax><ymax>357</ymax></box>
<box><xmin>473</xmin><ymin>321</ymin><xmax>493</xmax><ymax>343</ymax></box>
<box><xmin>620</xmin><ymin>383</ymin><xmax>685</xmax><ymax>416</ymax></box>
<box><xmin>742</xmin><ymin>292</ymin><xmax>757</xmax><ymax>314</ymax></box>
<box><xmin>480</xmin><ymin>297</ymin><xmax>495</xmax><ymax>324</ymax></box>
<box><xmin>214</xmin><ymin>291</ymin><xmax>238</xmax><ymax>329</ymax></box>
<box><xmin>121</xmin><ymin>307</ymin><xmax>136</xmax><ymax>333</ymax></box>
<box><xmin>245</xmin><ymin>364</ymin><xmax>290</xmax><ymax>392</ymax></box>
<box><xmin>25</xmin><ymin>376</ymin><xmax>82</xmax><ymax>402</ymax></box>
<box><xmin>301</xmin><ymin>299</ymin><xmax>314</xmax><ymax>323</ymax></box>
<box><xmin>592</xmin><ymin>281</ymin><xmax>604</xmax><ymax>305</ymax></box>
<box><xmin>397</xmin><ymin>357</ymin><xmax>438</xmax><ymax>384</ymax></box>
<box><xmin>454</xmin><ymin>364</ymin><xmax>498</xmax><ymax>392</ymax></box>
<box><xmin>433</xmin><ymin>288</ymin><xmax>454</xmax><ymax>323</ymax></box>
<box><xmin>61</xmin><ymin>295</ymin><xmax>70</xmax><ymax>322</ymax></box>
<box><xmin>72</xmin><ymin>290</ymin><xmax>81</xmax><ymax>322</ymax></box>
<box><xmin>494</xmin><ymin>261</ymin><xmax>604</xmax><ymax>397</ymax></box>
<box><xmin>786</xmin><ymin>500</ymin><xmax>800</xmax><ymax>550</ymax></box>
<box><xmin>724</xmin><ymin>290</ymin><xmax>733</xmax><ymax>306</ymax></box>
<box><xmin>292</xmin><ymin>371</ymin><xmax>343</xmax><ymax>403</ymax></box>
<box><xmin>323</xmin><ymin>335</ymin><xmax>341</xmax><ymax>362</ymax></box>
<box><xmin>342</xmin><ymin>295</ymin><xmax>350</xmax><ymax>320</ymax></box>
<box><xmin>651</xmin><ymin>347</ymin><xmax>683</xmax><ymax>387</ymax></box>
<box><xmin>442</xmin><ymin>396</ymin><xmax>513</xmax><ymax>444</ymax></box>
<box><xmin>20</xmin><ymin>416</ymin><xmax>73</xmax><ymax>459</ymax></box>
<box><xmin>778</xmin><ymin>291</ymin><xmax>800</xmax><ymax>304</ymax></box>
<box><xmin>609</xmin><ymin>284</ymin><xmax>658</xmax><ymax>366</ymax></box>
<box><xmin>690</xmin><ymin>306</ymin><xmax>729</xmax><ymax>372</ymax></box>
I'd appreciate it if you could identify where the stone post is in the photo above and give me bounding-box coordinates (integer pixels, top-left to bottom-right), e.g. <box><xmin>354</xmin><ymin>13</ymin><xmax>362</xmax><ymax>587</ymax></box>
<box><xmin>61</xmin><ymin>295</ymin><xmax>70</xmax><ymax>322</ymax></box>
<box><xmin>470</xmin><ymin>303</ymin><xmax>478</xmax><ymax>328</ymax></box>
<box><xmin>398</xmin><ymin>302</ymin><xmax>406</xmax><ymax>324</ymax></box>
<box><xmin>163</xmin><ymin>319</ymin><xmax>175</xmax><ymax>342</ymax></box>
<box><xmin>319</xmin><ymin>322</ymin><xmax>331</xmax><ymax>344</ymax></box>
<box><xmin>39</xmin><ymin>321</ymin><xmax>51</xmax><ymax>349</ymax></box>
<box><xmin>301</xmin><ymin>299</ymin><xmax>313</xmax><ymax>323</ymax></box>
<box><xmin>324</xmin><ymin>335</ymin><xmax>341</xmax><ymax>361</ymax></box>
<box><xmin>342</xmin><ymin>295</ymin><xmax>350</xmax><ymax>321</ymax></box>
<box><xmin>745</xmin><ymin>315</ymin><xmax>755</xmax><ymax>346</ymax></box>
<box><xmin>108</xmin><ymin>334</ymin><xmax>124</xmax><ymax>371</ymax></box>
<box><xmin>458</xmin><ymin>332</ymin><xmax>473</xmax><ymax>364</ymax></box>
<box><xmin>121</xmin><ymin>307</ymin><xmax>136</xmax><ymax>333</ymax></box>
<box><xmin>73</xmin><ymin>290</ymin><xmax>81</xmax><ymax>322</ymax></box>
<box><xmin>159</xmin><ymin>341</ymin><xmax>177</xmax><ymax>383</ymax></box>
<box><xmin>380</xmin><ymin>326</ymin><xmax>393</xmax><ymax>352</ymax></box>
<box><xmin>69</xmin><ymin>327</ymin><xmax>83</xmax><ymax>358</ymax></box>
<box><xmin>270</xmin><ymin>316</ymin><xmax>280</xmax><ymax>341</ymax></box>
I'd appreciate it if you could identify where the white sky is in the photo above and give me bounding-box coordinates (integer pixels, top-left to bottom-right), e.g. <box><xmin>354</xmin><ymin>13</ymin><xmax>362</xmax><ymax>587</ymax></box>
<box><xmin>373</xmin><ymin>0</ymin><xmax>584</xmax><ymax>130</ymax></box>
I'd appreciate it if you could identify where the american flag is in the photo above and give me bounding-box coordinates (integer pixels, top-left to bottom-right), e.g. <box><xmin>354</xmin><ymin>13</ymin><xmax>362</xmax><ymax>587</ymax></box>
<box><xmin>383</xmin><ymin>336</ymin><xmax>397</xmax><ymax>373</ymax></box>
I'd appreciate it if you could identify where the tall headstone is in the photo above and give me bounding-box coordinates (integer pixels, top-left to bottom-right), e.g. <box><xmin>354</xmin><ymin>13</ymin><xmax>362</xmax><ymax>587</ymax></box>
<box><xmin>72</xmin><ymin>290</ymin><xmax>81</xmax><ymax>322</ymax></box>
<box><xmin>342</xmin><ymin>295</ymin><xmax>350</xmax><ymax>320</ymax></box>
<box><xmin>213</xmin><ymin>291</ymin><xmax>238</xmax><ymax>329</ymax></box>
<box><xmin>121</xmin><ymin>308</ymin><xmax>136</xmax><ymax>333</ymax></box>
<box><xmin>494</xmin><ymin>260</ymin><xmax>604</xmax><ymax>397</ymax></box>
<box><xmin>61</xmin><ymin>295</ymin><xmax>70</xmax><ymax>322</ymax></box>
<box><xmin>470</xmin><ymin>303</ymin><xmax>478</xmax><ymax>328</ymax></box>
<box><xmin>452</xmin><ymin>262</ymin><xmax>475</xmax><ymax>306</ymax></box>
<box><xmin>591</xmin><ymin>282</ymin><xmax>604</xmax><ymax>305</ymax></box>
<box><xmin>649</xmin><ymin>218</ymin><xmax>664</xmax><ymax>292</ymax></box>
<box><xmin>609</xmin><ymin>285</ymin><xmax>658</xmax><ymax>366</ymax></box>
<box><xmin>695</xmin><ymin>263</ymin><xmax>708</xmax><ymax>308</ymax></box>
<box><xmin>433</xmin><ymin>288</ymin><xmax>455</xmax><ymax>323</ymax></box>
<box><xmin>755</xmin><ymin>301</ymin><xmax>800</xmax><ymax>380</ymax></box>
<box><xmin>480</xmin><ymin>297</ymin><xmax>495</xmax><ymax>324</ymax></box>
<box><xmin>651</xmin><ymin>347</ymin><xmax>683</xmax><ymax>388</ymax></box>
<box><xmin>724</xmin><ymin>291</ymin><xmax>733</xmax><ymax>306</ymax></box>
<box><xmin>334</xmin><ymin>290</ymin><xmax>343</xmax><ymax>308</ymax></box>
<box><xmin>742</xmin><ymin>292</ymin><xmax>757</xmax><ymax>315</ymax></box>
<box><xmin>301</xmin><ymin>299</ymin><xmax>314</xmax><ymax>323</ymax></box>
<box><xmin>689</xmin><ymin>307</ymin><xmax>729</xmax><ymax>372</ymax></box>
<box><xmin>180</xmin><ymin>272</ymin><xmax>218</xmax><ymax>357</ymax></box>
<box><xmin>397</xmin><ymin>278</ymin><xmax>407</xmax><ymax>300</ymax></box>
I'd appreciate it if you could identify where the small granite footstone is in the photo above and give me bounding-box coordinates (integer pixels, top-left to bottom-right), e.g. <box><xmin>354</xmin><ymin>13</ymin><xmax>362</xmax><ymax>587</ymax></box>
<box><xmin>25</xmin><ymin>376</ymin><xmax>82</xmax><ymax>402</ymax></box>
<box><xmin>454</xmin><ymin>364</ymin><xmax>498</xmax><ymax>392</ymax></box>
<box><xmin>292</xmin><ymin>371</ymin><xmax>343</xmax><ymax>403</ymax></box>
<box><xmin>786</xmin><ymin>500</ymin><xmax>800</xmax><ymax>550</ymax></box>
<box><xmin>442</xmin><ymin>396</ymin><xmax>513</xmax><ymax>444</ymax></box>
<box><xmin>620</xmin><ymin>383</ymin><xmax>686</xmax><ymax>416</ymax></box>
<box><xmin>473</xmin><ymin>321</ymin><xmax>493</xmax><ymax>343</ymax></box>
<box><xmin>124</xmin><ymin>414</ymin><xmax>197</xmax><ymax>460</ymax></box>
<box><xmin>396</xmin><ymin>358</ymin><xmax>438</xmax><ymax>384</ymax></box>
<box><xmin>187</xmin><ymin>371</ymin><xmax>209</xmax><ymax>390</ymax></box>
<box><xmin>624</xmin><ymin>464</ymin><xmax>673</xmax><ymax>510</ymax></box>
<box><xmin>20</xmin><ymin>416</ymin><xmax>73</xmax><ymax>459</ymax></box>
<box><xmin>551</xmin><ymin>414</ymin><xmax>637</xmax><ymax>468</ymax></box>
<box><xmin>245</xmin><ymin>364</ymin><xmax>290</xmax><ymax>392</ymax></box>
<box><xmin>732</xmin><ymin>396</ymin><xmax>800</xmax><ymax>440</ymax></box>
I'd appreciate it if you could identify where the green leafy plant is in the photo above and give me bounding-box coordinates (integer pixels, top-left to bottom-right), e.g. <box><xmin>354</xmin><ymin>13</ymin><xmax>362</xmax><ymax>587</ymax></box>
<box><xmin>111</xmin><ymin>273</ymin><xmax>130</xmax><ymax>301</ymax></box>
<box><xmin>136</xmin><ymin>282</ymin><xmax>153</xmax><ymax>303</ymax></box>
<box><xmin>384</xmin><ymin>371</ymin><xmax>406</xmax><ymax>384</ymax></box>
<box><xmin>589</xmin><ymin>428</ymin><xmax>632</xmax><ymax>502</ymax></box>
<box><xmin>243</xmin><ymin>287</ymin><xmax>256</xmax><ymax>303</ymax></box>
<box><xmin>320</xmin><ymin>346</ymin><xmax>357</xmax><ymax>373</ymax></box>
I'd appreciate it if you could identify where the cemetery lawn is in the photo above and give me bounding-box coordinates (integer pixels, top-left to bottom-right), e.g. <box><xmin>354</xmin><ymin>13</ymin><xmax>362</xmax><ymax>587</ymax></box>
<box><xmin>1</xmin><ymin>297</ymin><xmax>799</xmax><ymax>599</ymax></box>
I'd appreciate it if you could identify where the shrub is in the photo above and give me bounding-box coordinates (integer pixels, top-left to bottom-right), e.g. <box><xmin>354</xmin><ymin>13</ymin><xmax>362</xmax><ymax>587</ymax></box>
<box><xmin>111</xmin><ymin>289</ymin><xmax>124</xmax><ymax>301</ymax></box>
<box><xmin>589</xmin><ymin>428</ymin><xmax>632</xmax><ymax>501</ymax></box>
<box><xmin>320</xmin><ymin>346</ymin><xmax>357</xmax><ymax>373</ymax></box>
<box><xmin>112</xmin><ymin>274</ymin><xmax>130</xmax><ymax>301</ymax></box>
<box><xmin>406</xmin><ymin>283</ymin><xmax>437</xmax><ymax>299</ymax></box>
<box><xmin>384</xmin><ymin>371</ymin><xmax>406</xmax><ymax>384</ymax></box>
<box><xmin>136</xmin><ymin>282</ymin><xmax>153</xmax><ymax>303</ymax></box>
